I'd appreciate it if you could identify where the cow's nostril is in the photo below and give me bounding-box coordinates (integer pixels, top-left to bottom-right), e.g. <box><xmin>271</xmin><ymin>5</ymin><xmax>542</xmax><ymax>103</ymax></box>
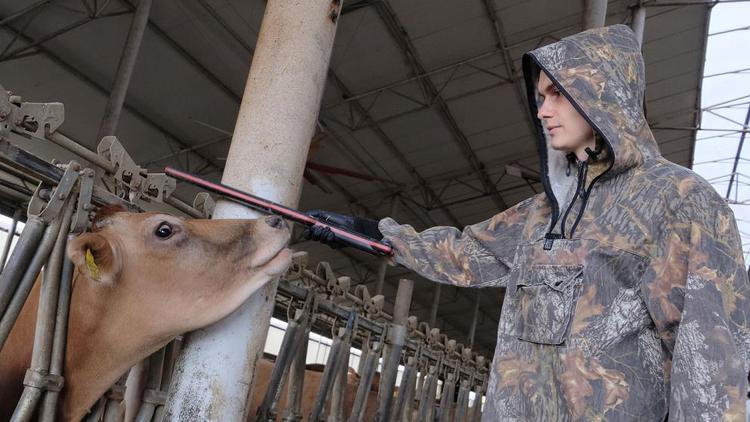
<box><xmin>265</xmin><ymin>215</ymin><xmax>284</xmax><ymax>229</ymax></box>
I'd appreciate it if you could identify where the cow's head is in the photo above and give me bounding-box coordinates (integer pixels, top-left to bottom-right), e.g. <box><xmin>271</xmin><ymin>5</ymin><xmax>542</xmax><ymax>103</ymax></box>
<box><xmin>66</xmin><ymin>209</ymin><xmax>292</xmax><ymax>338</ymax></box>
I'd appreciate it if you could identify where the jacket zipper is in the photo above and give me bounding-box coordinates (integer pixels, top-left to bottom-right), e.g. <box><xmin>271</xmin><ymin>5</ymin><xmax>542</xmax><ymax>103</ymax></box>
<box><xmin>544</xmin><ymin>160</ymin><xmax>587</xmax><ymax>250</ymax></box>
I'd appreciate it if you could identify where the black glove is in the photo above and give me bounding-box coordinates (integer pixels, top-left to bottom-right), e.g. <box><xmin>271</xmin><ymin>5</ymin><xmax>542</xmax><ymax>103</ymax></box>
<box><xmin>304</xmin><ymin>210</ymin><xmax>383</xmax><ymax>249</ymax></box>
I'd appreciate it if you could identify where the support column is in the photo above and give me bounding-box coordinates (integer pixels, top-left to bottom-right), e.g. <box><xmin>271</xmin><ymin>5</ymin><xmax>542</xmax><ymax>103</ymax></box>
<box><xmin>96</xmin><ymin>0</ymin><xmax>152</xmax><ymax>141</ymax></box>
<box><xmin>582</xmin><ymin>0</ymin><xmax>607</xmax><ymax>30</ymax></box>
<box><xmin>467</xmin><ymin>291</ymin><xmax>480</xmax><ymax>348</ymax></box>
<box><xmin>428</xmin><ymin>284</ymin><xmax>441</xmax><ymax>328</ymax></box>
<box><xmin>164</xmin><ymin>1</ymin><xmax>342</xmax><ymax>420</ymax></box>
<box><xmin>631</xmin><ymin>4</ymin><xmax>647</xmax><ymax>47</ymax></box>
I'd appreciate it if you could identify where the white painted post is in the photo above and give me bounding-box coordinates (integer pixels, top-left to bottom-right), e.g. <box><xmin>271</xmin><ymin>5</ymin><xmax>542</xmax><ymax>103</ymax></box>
<box><xmin>164</xmin><ymin>1</ymin><xmax>343</xmax><ymax>420</ymax></box>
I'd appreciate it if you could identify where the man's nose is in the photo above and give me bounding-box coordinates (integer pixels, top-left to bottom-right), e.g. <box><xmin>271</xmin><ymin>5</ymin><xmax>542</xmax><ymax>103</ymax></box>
<box><xmin>537</xmin><ymin>99</ymin><xmax>551</xmax><ymax>120</ymax></box>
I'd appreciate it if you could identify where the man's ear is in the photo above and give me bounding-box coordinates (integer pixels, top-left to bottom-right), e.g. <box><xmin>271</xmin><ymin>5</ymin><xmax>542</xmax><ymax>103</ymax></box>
<box><xmin>67</xmin><ymin>232</ymin><xmax>122</xmax><ymax>284</ymax></box>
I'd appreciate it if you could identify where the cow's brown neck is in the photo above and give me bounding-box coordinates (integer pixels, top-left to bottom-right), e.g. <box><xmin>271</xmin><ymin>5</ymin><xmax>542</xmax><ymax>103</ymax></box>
<box><xmin>61</xmin><ymin>270</ymin><xmax>165</xmax><ymax>421</ymax></box>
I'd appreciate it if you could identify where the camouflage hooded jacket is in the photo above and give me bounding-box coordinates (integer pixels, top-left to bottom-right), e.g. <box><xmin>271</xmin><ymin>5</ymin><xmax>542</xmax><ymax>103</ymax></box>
<box><xmin>379</xmin><ymin>25</ymin><xmax>750</xmax><ymax>421</ymax></box>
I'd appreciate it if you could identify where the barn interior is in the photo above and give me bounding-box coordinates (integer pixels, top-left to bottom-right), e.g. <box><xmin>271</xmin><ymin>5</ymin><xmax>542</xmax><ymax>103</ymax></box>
<box><xmin>0</xmin><ymin>0</ymin><xmax>713</xmax><ymax>420</ymax></box>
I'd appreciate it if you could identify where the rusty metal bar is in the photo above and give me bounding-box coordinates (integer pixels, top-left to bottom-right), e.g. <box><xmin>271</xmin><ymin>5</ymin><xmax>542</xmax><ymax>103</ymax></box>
<box><xmin>282</xmin><ymin>321</ymin><xmax>310</xmax><ymax>422</ymax></box>
<box><xmin>454</xmin><ymin>379</ymin><xmax>470</xmax><ymax>422</ymax></box>
<box><xmin>257</xmin><ymin>310</ymin><xmax>305</xmax><ymax>420</ymax></box>
<box><xmin>348</xmin><ymin>339</ymin><xmax>381</xmax><ymax>422</ymax></box>
<box><xmin>392</xmin><ymin>356</ymin><xmax>417</xmax><ymax>421</ymax></box>
<box><xmin>437</xmin><ymin>371</ymin><xmax>456</xmax><ymax>422</ymax></box>
<box><xmin>417</xmin><ymin>366</ymin><xmax>438</xmax><ymax>421</ymax></box>
<box><xmin>309</xmin><ymin>323</ymin><xmax>351</xmax><ymax>421</ymax></box>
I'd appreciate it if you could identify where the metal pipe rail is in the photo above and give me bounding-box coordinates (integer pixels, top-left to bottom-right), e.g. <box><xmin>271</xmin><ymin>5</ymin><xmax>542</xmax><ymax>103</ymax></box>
<box><xmin>277</xmin><ymin>265</ymin><xmax>489</xmax><ymax>383</ymax></box>
<box><xmin>269</xmin><ymin>256</ymin><xmax>489</xmax><ymax>421</ymax></box>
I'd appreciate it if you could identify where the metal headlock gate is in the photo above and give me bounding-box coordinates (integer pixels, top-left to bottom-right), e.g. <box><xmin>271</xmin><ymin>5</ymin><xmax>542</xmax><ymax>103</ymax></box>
<box><xmin>0</xmin><ymin>85</ymin><xmax>488</xmax><ymax>421</ymax></box>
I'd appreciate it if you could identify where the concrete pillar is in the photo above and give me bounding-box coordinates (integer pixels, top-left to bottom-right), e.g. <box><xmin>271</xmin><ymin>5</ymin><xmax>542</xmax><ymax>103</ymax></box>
<box><xmin>582</xmin><ymin>0</ymin><xmax>607</xmax><ymax>30</ymax></box>
<box><xmin>631</xmin><ymin>5</ymin><xmax>647</xmax><ymax>47</ymax></box>
<box><xmin>96</xmin><ymin>0</ymin><xmax>152</xmax><ymax>141</ymax></box>
<box><xmin>164</xmin><ymin>1</ymin><xmax>342</xmax><ymax>420</ymax></box>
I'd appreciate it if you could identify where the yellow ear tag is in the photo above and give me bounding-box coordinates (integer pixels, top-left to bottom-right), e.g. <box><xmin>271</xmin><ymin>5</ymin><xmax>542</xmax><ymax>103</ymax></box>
<box><xmin>85</xmin><ymin>248</ymin><xmax>101</xmax><ymax>280</ymax></box>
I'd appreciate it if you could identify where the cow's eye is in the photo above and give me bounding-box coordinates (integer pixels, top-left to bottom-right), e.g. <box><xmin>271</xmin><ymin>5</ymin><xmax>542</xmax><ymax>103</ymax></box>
<box><xmin>155</xmin><ymin>222</ymin><xmax>173</xmax><ymax>239</ymax></box>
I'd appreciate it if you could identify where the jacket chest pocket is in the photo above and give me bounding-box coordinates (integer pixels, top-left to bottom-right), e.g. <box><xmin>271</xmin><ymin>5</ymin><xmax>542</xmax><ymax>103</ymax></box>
<box><xmin>512</xmin><ymin>264</ymin><xmax>583</xmax><ymax>345</ymax></box>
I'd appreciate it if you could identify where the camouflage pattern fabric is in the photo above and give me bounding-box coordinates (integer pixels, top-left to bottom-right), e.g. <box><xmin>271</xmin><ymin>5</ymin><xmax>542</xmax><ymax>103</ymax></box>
<box><xmin>379</xmin><ymin>25</ymin><xmax>750</xmax><ymax>421</ymax></box>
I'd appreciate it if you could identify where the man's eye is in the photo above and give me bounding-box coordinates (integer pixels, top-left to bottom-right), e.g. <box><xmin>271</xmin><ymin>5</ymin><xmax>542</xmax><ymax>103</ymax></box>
<box><xmin>155</xmin><ymin>222</ymin><xmax>173</xmax><ymax>239</ymax></box>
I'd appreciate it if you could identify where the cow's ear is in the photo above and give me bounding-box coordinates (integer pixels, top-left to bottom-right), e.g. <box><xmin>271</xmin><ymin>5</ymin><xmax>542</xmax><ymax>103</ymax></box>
<box><xmin>67</xmin><ymin>232</ymin><xmax>122</xmax><ymax>284</ymax></box>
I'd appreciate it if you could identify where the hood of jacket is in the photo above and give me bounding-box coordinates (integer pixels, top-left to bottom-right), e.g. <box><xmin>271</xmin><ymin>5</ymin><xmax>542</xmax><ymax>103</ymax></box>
<box><xmin>522</xmin><ymin>24</ymin><xmax>661</xmax><ymax>231</ymax></box>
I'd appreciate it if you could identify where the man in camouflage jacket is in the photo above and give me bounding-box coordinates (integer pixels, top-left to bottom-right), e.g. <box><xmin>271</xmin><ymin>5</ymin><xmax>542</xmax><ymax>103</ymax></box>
<box><xmin>310</xmin><ymin>24</ymin><xmax>750</xmax><ymax>420</ymax></box>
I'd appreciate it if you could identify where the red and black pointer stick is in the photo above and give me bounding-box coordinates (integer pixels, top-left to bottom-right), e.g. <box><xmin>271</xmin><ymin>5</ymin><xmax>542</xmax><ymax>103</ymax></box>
<box><xmin>164</xmin><ymin>167</ymin><xmax>393</xmax><ymax>257</ymax></box>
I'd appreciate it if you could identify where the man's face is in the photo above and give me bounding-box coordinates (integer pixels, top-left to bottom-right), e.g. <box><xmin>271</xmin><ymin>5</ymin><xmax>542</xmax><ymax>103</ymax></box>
<box><xmin>536</xmin><ymin>71</ymin><xmax>594</xmax><ymax>154</ymax></box>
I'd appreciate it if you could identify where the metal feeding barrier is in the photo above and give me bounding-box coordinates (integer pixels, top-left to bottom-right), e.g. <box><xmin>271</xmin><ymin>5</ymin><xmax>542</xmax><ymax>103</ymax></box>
<box><xmin>0</xmin><ymin>84</ymin><xmax>488</xmax><ymax>421</ymax></box>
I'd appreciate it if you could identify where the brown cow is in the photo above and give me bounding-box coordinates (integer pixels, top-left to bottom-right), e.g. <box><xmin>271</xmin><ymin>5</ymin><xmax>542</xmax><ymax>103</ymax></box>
<box><xmin>0</xmin><ymin>210</ymin><xmax>291</xmax><ymax>421</ymax></box>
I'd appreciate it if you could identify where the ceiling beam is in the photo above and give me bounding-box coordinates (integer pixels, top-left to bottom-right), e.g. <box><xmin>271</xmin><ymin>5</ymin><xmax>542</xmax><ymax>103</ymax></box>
<box><xmin>0</xmin><ymin>17</ymin><xmax>225</xmax><ymax>175</ymax></box>
<box><xmin>480</xmin><ymin>0</ymin><xmax>539</xmax><ymax>148</ymax></box>
<box><xmin>373</xmin><ymin>1</ymin><xmax>509</xmax><ymax>211</ymax></box>
<box><xmin>326</xmin><ymin>71</ymin><xmax>463</xmax><ymax>227</ymax></box>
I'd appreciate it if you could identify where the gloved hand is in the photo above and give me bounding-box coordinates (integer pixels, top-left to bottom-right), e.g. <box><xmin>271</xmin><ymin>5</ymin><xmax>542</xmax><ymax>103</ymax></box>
<box><xmin>304</xmin><ymin>210</ymin><xmax>383</xmax><ymax>250</ymax></box>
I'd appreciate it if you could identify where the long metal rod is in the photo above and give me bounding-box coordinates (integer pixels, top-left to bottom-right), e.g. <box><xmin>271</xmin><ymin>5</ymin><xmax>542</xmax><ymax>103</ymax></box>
<box><xmin>257</xmin><ymin>311</ymin><xmax>304</xmax><ymax>420</ymax></box>
<box><xmin>437</xmin><ymin>372</ymin><xmax>456</xmax><ymax>422</ymax></box>
<box><xmin>309</xmin><ymin>327</ymin><xmax>348</xmax><ymax>421</ymax></box>
<box><xmin>282</xmin><ymin>322</ymin><xmax>310</xmax><ymax>422</ymax></box>
<box><xmin>39</xmin><ymin>233</ymin><xmax>76</xmax><ymax>420</ymax></box>
<box><xmin>725</xmin><ymin>104</ymin><xmax>750</xmax><ymax>199</ymax></box>
<box><xmin>392</xmin><ymin>357</ymin><xmax>417</xmax><ymax>421</ymax></box>
<box><xmin>467</xmin><ymin>291</ymin><xmax>481</xmax><ymax>348</ymax></box>
<box><xmin>0</xmin><ymin>0</ymin><xmax>54</xmax><ymax>28</ymax></box>
<box><xmin>34</xmin><ymin>201</ymin><xmax>75</xmax><ymax>422</ymax></box>
<box><xmin>429</xmin><ymin>284</ymin><xmax>441</xmax><ymax>328</ymax></box>
<box><xmin>0</xmin><ymin>217</ymin><xmax>45</xmax><ymax>318</ymax></box>
<box><xmin>9</xmin><ymin>201</ymin><xmax>71</xmax><ymax>422</ymax></box>
<box><xmin>454</xmin><ymin>380</ymin><xmax>470</xmax><ymax>422</ymax></box>
<box><xmin>417</xmin><ymin>366</ymin><xmax>438</xmax><ymax>421</ymax></box>
<box><xmin>348</xmin><ymin>340</ymin><xmax>380</xmax><ymax>422</ymax></box>
<box><xmin>96</xmin><ymin>0</ymin><xmax>152</xmax><ymax>141</ymax></box>
<box><xmin>0</xmin><ymin>208</ymin><xmax>21</xmax><ymax>271</ymax></box>
<box><xmin>325</xmin><ymin>49</ymin><xmax>502</xmax><ymax>108</ymax></box>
